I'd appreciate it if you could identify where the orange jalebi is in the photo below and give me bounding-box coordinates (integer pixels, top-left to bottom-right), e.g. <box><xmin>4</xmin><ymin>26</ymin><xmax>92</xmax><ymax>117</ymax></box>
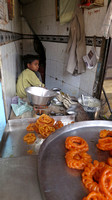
<box><xmin>54</xmin><ymin>121</ymin><xmax>63</xmax><ymax>130</ymax></box>
<box><xmin>26</xmin><ymin>122</ymin><xmax>39</xmax><ymax>133</ymax></box>
<box><xmin>65</xmin><ymin>136</ymin><xmax>89</xmax><ymax>152</ymax></box>
<box><xmin>37</xmin><ymin>114</ymin><xmax>55</xmax><ymax>127</ymax></box>
<box><xmin>82</xmin><ymin>160</ymin><xmax>107</xmax><ymax>193</ymax></box>
<box><xmin>82</xmin><ymin>191</ymin><xmax>106</xmax><ymax>200</ymax></box>
<box><xmin>99</xmin><ymin>167</ymin><xmax>112</xmax><ymax>200</ymax></box>
<box><xmin>23</xmin><ymin>133</ymin><xmax>36</xmax><ymax>144</ymax></box>
<box><xmin>26</xmin><ymin>114</ymin><xmax>66</xmax><ymax>138</ymax></box>
<box><xmin>39</xmin><ymin>124</ymin><xmax>55</xmax><ymax>138</ymax></box>
<box><xmin>96</xmin><ymin>137</ymin><xmax>112</xmax><ymax>151</ymax></box>
<box><xmin>100</xmin><ymin>129</ymin><xmax>112</xmax><ymax>138</ymax></box>
<box><xmin>65</xmin><ymin>150</ymin><xmax>92</xmax><ymax>170</ymax></box>
<box><xmin>26</xmin><ymin>123</ymin><xmax>36</xmax><ymax>131</ymax></box>
<box><xmin>107</xmin><ymin>157</ymin><xmax>112</xmax><ymax>167</ymax></box>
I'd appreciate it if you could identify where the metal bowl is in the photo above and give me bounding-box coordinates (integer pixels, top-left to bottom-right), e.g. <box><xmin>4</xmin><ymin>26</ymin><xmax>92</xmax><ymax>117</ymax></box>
<box><xmin>26</xmin><ymin>87</ymin><xmax>57</xmax><ymax>105</ymax></box>
<box><xmin>78</xmin><ymin>95</ymin><xmax>101</xmax><ymax>119</ymax></box>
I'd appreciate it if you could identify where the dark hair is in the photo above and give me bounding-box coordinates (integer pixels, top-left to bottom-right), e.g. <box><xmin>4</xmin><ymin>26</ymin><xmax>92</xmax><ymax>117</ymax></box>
<box><xmin>23</xmin><ymin>54</ymin><xmax>40</xmax><ymax>68</ymax></box>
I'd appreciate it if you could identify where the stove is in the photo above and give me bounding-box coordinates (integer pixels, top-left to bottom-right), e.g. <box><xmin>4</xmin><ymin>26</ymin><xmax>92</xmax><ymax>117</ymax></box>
<box><xmin>33</xmin><ymin>105</ymin><xmax>49</xmax><ymax>115</ymax></box>
<box><xmin>33</xmin><ymin>103</ymin><xmax>66</xmax><ymax>116</ymax></box>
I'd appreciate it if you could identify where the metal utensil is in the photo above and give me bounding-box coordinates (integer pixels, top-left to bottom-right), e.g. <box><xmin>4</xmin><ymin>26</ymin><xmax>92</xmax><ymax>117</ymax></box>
<box><xmin>81</xmin><ymin>94</ymin><xmax>85</xmax><ymax>105</ymax></box>
<box><xmin>38</xmin><ymin>120</ymin><xmax>112</xmax><ymax>200</ymax></box>
<box><xmin>25</xmin><ymin>87</ymin><xmax>57</xmax><ymax>105</ymax></box>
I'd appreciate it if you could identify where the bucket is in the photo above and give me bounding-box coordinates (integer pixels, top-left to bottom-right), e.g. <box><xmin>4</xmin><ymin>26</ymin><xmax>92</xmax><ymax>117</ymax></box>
<box><xmin>78</xmin><ymin>95</ymin><xmax>101</xmax><ymax>120</ymax></box>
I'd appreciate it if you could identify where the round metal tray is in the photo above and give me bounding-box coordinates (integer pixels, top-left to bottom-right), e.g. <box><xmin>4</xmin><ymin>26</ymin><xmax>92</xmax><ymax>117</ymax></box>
<box><xmin>38</xmin><ymin>120</ymin><xmax>112</xmax><ymax>200</ymax></box>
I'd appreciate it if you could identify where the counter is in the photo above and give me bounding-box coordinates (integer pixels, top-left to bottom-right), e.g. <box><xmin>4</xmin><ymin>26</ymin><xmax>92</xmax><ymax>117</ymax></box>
<box><xmin>0</xmin><ymin>155</ymin><xmax>42</xmax><ymax>200</ymax></box>
<box><xmin>0</xmin><ymin>107</ymin><xmax>90</xmax><ymax>200</ymax></box>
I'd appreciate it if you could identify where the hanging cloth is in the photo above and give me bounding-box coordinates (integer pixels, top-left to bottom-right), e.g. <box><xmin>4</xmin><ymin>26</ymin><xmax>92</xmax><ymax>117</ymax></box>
<box><xmin>59</xmin><ymin>0</ymin><xmax>80</xmax><ymax>24</ymax></box>
<box><xmin>66</xmin><ymin>7</ymin><xmax>86</xmax><ymax>75</ymax></box>
<box><xmin>101</xmin><ymin>0</ymin><xmax>112</xmax><ymax>39</ymax></box>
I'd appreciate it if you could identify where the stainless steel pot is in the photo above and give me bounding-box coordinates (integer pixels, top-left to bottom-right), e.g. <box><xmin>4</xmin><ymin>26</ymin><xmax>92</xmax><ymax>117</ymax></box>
<box><xmin>78</xmin><ymin>95</ymin><xmax>101</xmax><ymax>119</ymax></box>
<box><xmin>26</xmin><ymin>87</ymin><xmax>57</xmax><ymax>105</ymax></box>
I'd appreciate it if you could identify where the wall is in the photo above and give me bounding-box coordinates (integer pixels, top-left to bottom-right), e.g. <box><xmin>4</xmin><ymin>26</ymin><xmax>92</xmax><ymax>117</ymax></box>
<box><xmin>21</xmin><ymin>17</ymin><xmax>35</xmax><ymax>55</ymax></box>
<box><xmin>22</xmin><ymin>0</ymin><xmax>108</xmax><ymax>98</ymax></box>
<box><xmin>0</xmin><ymin>82</ymin><xmax>6</xmax><ymax>140</ymax></box>
<box><xmin>0</xmin><ymin>1</ymin><xmax>22</xmax><ymax>120</ymax></box>
<box><xmin>79</xmin><ymin>0</ymin><xmax>108</xmax><ymax>97</ymax></box>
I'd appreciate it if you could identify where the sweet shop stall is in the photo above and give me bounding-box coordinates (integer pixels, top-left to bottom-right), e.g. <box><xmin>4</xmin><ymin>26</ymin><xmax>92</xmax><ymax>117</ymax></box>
<box><xmin>0</xmin><ymin>0</ymin><xmax>112</xmax><ymax>200</ymax></box>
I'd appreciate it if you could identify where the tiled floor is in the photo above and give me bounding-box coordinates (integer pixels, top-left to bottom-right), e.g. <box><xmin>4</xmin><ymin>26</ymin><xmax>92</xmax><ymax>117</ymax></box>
<box><xmin>100</xmin><ymin>79</ymin><xmax>112</xmax><ymax>119</ymax></box>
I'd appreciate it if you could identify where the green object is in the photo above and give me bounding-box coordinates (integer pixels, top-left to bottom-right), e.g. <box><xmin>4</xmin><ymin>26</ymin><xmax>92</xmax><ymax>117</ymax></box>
<box><xmin>59</xmin><ymin>0</ymin><xmax>79</xmax><ymax>24</ymax></box>
<box><xmin>11</xmin><ymin>98</ymin><xmax>33</xmax><ymax>116</ymax></box>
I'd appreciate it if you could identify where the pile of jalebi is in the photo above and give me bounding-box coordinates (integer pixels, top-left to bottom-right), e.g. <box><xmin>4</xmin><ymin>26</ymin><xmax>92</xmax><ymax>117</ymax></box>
<box><xmin>25</xmin><ymin>114</ymin><xmax>64</xmax><ymax>139</ymax></box>
<box><xmin>64</xmin><ymin>130</ymin><xmax>112</xmax><ymax>200</ymax></box>
<box><xmin>65</xmin><ymin>136</ymin><xmax>92</xmax><ymax>170</ymax></box>
<box><xmin>24</xmin><ymin>114</ymin><xmax>65</xmax><ymax>154</ymax></box>
<box><xmin>82</xmin><ymin>191</ymin><xmax>106</xmax><ymax>200</ymax></box>
<box><xmin>82</xmin><ymin>160</ymin><xmax>107</xmax><ymax>193</ymax></box>
<box><xmin>82</xmin><ymin>163</ymin><xmax>112</xmax><ymax>199</ymax></box>
<box><xmin>97</xmin><ymin>129</ymin><xmax>112</xmax><ymax>153</ymax></box>
<box><xmin>82</xmin><ymin>128</ymin><xmax>112</xmax><ymax>199</ymax></box>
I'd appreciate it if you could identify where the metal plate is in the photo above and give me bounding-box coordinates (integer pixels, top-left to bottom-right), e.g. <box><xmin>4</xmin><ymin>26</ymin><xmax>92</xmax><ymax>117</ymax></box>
<box><xmin>1</xmin><ymin>115</ymin><xmax>75</xmax><ymax>158</ymax></box>
<box><xmin>38</xmin><ymin>120</ymin><xmax>112</xmax><ymax>200</ymax></box>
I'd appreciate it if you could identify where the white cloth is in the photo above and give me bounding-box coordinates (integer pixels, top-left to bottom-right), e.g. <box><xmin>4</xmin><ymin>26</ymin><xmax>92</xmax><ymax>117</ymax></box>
<box><xmin>101</xmin><ymin>0</ymin><xmax>112</xmax><ymax>39</ymax></box>
<box><xmin>57</xmin><ymin>93</ymin><xmax>76</xmax><ymax>109</ymax></box>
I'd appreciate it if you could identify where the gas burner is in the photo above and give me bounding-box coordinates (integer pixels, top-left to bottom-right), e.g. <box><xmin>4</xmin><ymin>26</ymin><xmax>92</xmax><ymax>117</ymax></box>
<box><xmin>33</xmin><ymin>105</ymin><xmax>48</xmax><ymax>115</ymax></box>
<box><xmin>33</xmin><ymin>104</ymin><xmax>66</xmax><ymax>116</ymax></box>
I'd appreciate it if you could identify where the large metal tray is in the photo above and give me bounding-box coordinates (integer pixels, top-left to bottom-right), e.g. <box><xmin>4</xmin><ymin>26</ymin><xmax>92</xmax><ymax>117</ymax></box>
<box><xmin>1</xmin><ymin>115</ymin><xmax>75</xmax><ymax>158</ymax></box>
<box><xmin>38</xmin><ymin>120</ymin><xmax>112</xmax><ymax>200</ymax></box>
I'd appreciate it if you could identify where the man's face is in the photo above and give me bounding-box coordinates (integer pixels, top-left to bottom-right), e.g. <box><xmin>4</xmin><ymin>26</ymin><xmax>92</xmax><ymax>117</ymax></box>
<box><xmin>28</xmin><ymin>60</ymin><xmax>39</xmax><ymax>72</ymax></box>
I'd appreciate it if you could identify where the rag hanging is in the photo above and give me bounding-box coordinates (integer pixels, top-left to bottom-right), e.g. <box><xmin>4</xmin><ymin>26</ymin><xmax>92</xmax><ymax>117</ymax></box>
<box><xmin>59</xmin><ymin>0</ymin><xmax>79</xmax><ymax>24</ymax></box>
<box><xmin>66</xmin><ymin>7</ymin><xmax>86</xmax><ymax>75</ymax></box>
<box><xmin>101</xmin><ymin>0</ymin><xmax>112</xmax><ymax>39</ymax></box>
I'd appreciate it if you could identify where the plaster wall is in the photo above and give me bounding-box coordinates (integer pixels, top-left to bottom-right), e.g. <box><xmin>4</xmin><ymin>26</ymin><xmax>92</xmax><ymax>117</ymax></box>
<box><xmin>22</xmin><ymin>0</ymin><xmax>108</xmax><ymax>97</ymax></box>
<box><xmin>0</xmin><ymin>1</ymin><xmax>22</xmax><ymax>120</ymax></box>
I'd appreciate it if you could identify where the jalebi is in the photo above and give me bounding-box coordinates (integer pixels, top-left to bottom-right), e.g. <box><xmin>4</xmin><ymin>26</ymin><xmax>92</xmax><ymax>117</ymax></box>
<box><xmin>26</xmin><ymin>123</ymin><xmax>36</xmax><ymax>131</ymax></box>
<box><xmin>82</xmin><ymin>160</ymin><xmax>107</xmax><ymax>192</ymax></box>
<box><xmin>23</xmin><ymin>133</ymin><xmax>36</xmax><ymax>144</ymax></box>
<box><xmin>99</xmin><ymin>167</ymin><xmax>112</xmax><ymax>200</ymax></box>
<box><xmin>107</xmin><ymin>157</ymin><xmax>112</xmax><ymax>167</ymax></box>
<box><xmin>26</xmin><ymin>122</ymin><xmax>39</xmax><ymax>133</ymax></box>
<box><xmin>96</xmin><ymin>137</ymin><xmax>112</xmax><ymax>151</ymax></box>
<box><xmin>39</xmin><ymin>124</ymin><xmax>55</xmax><ymax>138</ymax></box>
<box><xmin>65</xmin><ymin>150</ymin><xmax>92</xmax><ymax>170</ymax></box>
<box><xmin>37</xmin><ymin>114</ymin><xmax>55</xmax><ymax>127</ymax></box>
<box><xmin>82</xmin><ymin>191</ymin><xmax>106</xmax><ymax>200</ymax></box>
<box><xmin>54</xmin><ymin>121</ymin><xmax>63</xmax><ymax>130</ymax></box>
<box><xmin>100</xmin><ymin>129</ymin><xmax>112</xmax><ymax>138</ymax></box>
<box><xmin>65</xmin><ymin>136</ymin><xmax>89</xmax><ymax>152</ymax></box>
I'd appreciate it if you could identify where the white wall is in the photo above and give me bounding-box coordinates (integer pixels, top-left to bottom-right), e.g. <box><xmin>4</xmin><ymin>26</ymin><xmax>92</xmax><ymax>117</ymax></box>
<box><xmin>0</xmin><ymin>1</ymin><xmax>22</xmax><ymax>120</ymax></box>
<box><xmin>79</xmin><ymin>0</ymin><xmax>108</xmax><ymax>97</ymax></box>
<box><xmin>22</xmin><ymin>0</ymin><xmax>107</xmax><ymax>97</ymax></box>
